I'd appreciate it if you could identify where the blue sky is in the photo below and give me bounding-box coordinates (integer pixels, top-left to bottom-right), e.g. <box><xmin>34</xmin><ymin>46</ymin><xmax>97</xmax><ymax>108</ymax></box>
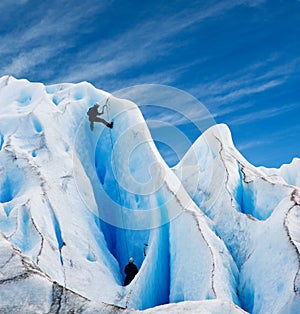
<box><xmin>0</xmin><ymin>0</ymin><xmax>299</xmax><ymax>167</ymax></box>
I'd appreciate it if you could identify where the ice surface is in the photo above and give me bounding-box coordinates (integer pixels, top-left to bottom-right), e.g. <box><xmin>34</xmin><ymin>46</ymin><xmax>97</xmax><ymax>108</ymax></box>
<box><xmin>259</xmin><ymin>157</ymin><xmax>300</xmax><ymax>188</ymax></box>
<box><xmin>0</xmin><ymin>76</ymin><xmax>299</xmax><ymax>313</ymax></box>
<box><xmin>0</xmin><ymin>229</ymin><xmax>247</xmax><ymax>313</ymax></box>
<box><xmin>0</xmin><ymin>232</ymin><xmax>127</xmax><ymax>313</ymax></box>
<box><xmin>140</xmin><ymin>300</ymin><xmax>247</xmax><ymax>314</ymax></box>
<box><xmin>174</xmin><ymin>124</ymin><xmax>300</xmax><ymax>313</ymax></box>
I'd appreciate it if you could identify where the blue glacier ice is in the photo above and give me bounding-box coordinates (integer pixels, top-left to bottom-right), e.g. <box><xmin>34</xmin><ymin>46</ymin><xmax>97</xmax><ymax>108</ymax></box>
<box><xmin>0</xmin><ymin>76</ymin><xmax>299</xmax><ymax>313</ymax></box>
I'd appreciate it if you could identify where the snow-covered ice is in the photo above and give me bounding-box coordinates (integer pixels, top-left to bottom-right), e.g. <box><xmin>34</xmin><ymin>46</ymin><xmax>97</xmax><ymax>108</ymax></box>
<box><xmin>0</xmin><ymin>76</ymin><xmax>299</xmax><ymax>313</ymax></box>
<box><xmin>259</xmin><ymin>158</ymin><xmax>300</xmax><ymax>188</ymax></box>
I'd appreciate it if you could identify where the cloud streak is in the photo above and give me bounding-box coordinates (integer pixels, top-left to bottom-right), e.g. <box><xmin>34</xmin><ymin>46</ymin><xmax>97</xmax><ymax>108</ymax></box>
<box><xmin>56</xmin><ymin>0</ymin><xmax>265</xmax><ymax>84</ymax></box>
<box><xmin>237</xmin><ymin>139</ymin><xmax>271</xmax><ymax>151</ymax></box>
<box><xmin>0</xmin><ymin>1</ymin><xmax>110</xmax><ymax>77</ymax></box>
<box><xmin>229</xmin><ymin>102</ymin><xmax>299</xmax><ymax>125</ymax></box>
<box><xmin>189</xmin><ymin>56</ymin><xmax>300</xmax><ymax>120</ymax></box>
<box><xmin>0</xmin><ymin>0</ymin><xmax>272</xmax><ymax>88</ymax></box>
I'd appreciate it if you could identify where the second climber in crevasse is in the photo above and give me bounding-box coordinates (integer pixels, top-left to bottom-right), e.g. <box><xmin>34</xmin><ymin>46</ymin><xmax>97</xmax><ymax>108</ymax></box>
<box><xmin>124</xmin><ymin>257</ymin><xmax>138</xmax><ymax>286</ymax></box>
<box><xmin>87</xmin><ymin>103</ymin><xmax>113</xmax><ymax>131</ymax></box>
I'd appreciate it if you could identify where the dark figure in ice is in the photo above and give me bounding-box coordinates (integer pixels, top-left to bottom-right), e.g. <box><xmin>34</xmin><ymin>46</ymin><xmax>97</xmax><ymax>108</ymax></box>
<box><xmin>124</xmin><ymin>257</ymin><xmax>138</xmax><ymax>286</ymax></box>
<box><xmin>87</xmin><ymin>103</ymin><xmax>113</xmax><ymax>131</ymax></box>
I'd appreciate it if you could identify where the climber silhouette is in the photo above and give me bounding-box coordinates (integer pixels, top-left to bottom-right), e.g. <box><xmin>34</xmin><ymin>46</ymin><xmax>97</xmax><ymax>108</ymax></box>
<box><xmin>124</xmin><ymin>257</ymin><xmax>138</xmax><ymax>286</ymax></box>
<box><xmin>87</xmin><ymin>103</ymin><xmax>113</xmax><ymax>131</ymax></box>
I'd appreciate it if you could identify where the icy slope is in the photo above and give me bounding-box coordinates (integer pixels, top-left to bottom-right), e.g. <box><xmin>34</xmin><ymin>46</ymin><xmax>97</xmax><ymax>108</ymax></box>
<box><xmin>259</xmin><ymin>157</ymin><xmax>300</xmax><ymax>188</ymax></box>
<box><xmin>140</xmin><ymin>300</ymin><xmax>247</xmax><ymax>314</ymax></box>
<box><xmin>0</xmin><ymin>76</ymin><xmax>240</xmax><ymax>312</ymax></box>
<box><xmin>173</xmin><ymin>124</ymin><xmax>300</xmax><ymax>313</ymax></box>
<box><xmin>0</xmin><ymin>77</ymin><xmax>123</xmax><ymax>306</ymax></box>
<box><xmin>0</xmin><ymin>232</ymin><xmax>124</xmax><ymax>313</ymax></box>
<box><xmin>2</xmin><ymin>229</ymin><xmax>245</xmax><ymax>314</ymax></box>
<box><xmin>0</xmin><ymin>76</ymin><xmax>299</xmax><ymax>313</ymax></box>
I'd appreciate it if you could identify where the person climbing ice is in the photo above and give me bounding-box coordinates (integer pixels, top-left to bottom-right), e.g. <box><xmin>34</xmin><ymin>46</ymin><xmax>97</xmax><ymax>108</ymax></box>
<box><xmin>87</xmin><ymin>103</ymin><xmax>113</xmax><ymax>131</ymax></box>
<box><xmin>124</xmin><ymin>257</ymin><xmax>138</xmax><ymax>286</ymax></box>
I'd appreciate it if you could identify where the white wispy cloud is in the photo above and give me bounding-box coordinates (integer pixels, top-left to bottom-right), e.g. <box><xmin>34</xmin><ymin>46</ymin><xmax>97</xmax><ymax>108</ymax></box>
<box><xmin>193</xmin><ymin>57</ymin><xmax>300</xmax><ymax>99</ymax></box>
<box><xmin>2</xmin><ymin>44</ymin><xmax>66</xmax><ymax>76</ymax></box>
<box><xmin>0</xmin><ymin>0</ymin><xmax>282</xmax><ymax>96</ymax></box>
<box><xmin>57</xmin><ymin>0</ymin><xmax>263</xmax><ymax>84</ymax></box>
<box><xmin>107</xmin><ymin>65</ymin><xmax>193</xmax><ymax>92</ymax></box>
<box><xmin>210</xmin><ymin>79</ymin><xmax>285</xmax><ymax>104</ymax></box>
<box><xmin>0</xmin><ymin>0</ymin><xmax>28</xmax><ymax>10</ymax></box>
<box><xmin>189</xmin><ymin>55</ymin><xmax>300</xmax><ymax>120</ymax></box>
<box><xmin>0</xmin><ymin>1</ymin><xmax>110</xmax><ymax>76</ymax></box>
<box><xmin>229</xmin><ymin>102</ymin><xmax>299</xmax><ymax>125</ymax></box>
<box><xmin>237</xmin><ymin>138</ymin><xmax>271</xmax><ymax>151</ymax></box>
<box><xmin>237</xmin><ymin>122</ymin><xmax>300</xmax><ymax>154</ymax></box>
<box><xmin>0</xmin><ymin>0</ymin><xmax>271</xmax><ymax>87</ymax></box>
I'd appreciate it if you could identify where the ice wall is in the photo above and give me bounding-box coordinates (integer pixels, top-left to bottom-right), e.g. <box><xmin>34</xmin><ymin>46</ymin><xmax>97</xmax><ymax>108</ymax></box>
<box><xmin>0</xmin><ymin>76</ymin><xmax>299</xmax><ymax>313</ymax></box>
<box><xmin>73</xmin><ymin>91</ymin><xmax>239</xmax><ymax>310</ymax></box>
<box><xmin>174</xmin><ymin>124</ymin><xmax>300</xmax><ymax>313</ymax></box>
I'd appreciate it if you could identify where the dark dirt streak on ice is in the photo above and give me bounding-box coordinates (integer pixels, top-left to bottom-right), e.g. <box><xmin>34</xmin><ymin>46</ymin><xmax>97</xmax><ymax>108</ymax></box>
<box><xmin>284</xmin><ymin>189</ymin><xmax>300</xmax><ymax>295</ymax></box>
<box><xmin>30</xmin><ymin>214</ymin><xmax>45</xmax><ymax>265</ymax></box>
<box><xmin>215</xmin><ymin>136</ymin><xmax>257</xmax><ymax>222</ymax></box>
<box><xmin>3</xmin><ymin>136</ymin><xmax>48</xmax><ymax>265</ymax></box>
<box><xmin>164</xmin><ymin>182</ymin><xmax>217</xmax><ymax>299</ymax></box>
<box><xmin>2</xmin><ymin>133</ymin><xmax>69</xmax><ymax>297</ymax></box>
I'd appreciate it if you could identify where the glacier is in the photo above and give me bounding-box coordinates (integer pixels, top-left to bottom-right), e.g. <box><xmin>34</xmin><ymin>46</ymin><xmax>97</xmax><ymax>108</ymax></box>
<box><xmin>0</xmin><ymin>76</ymin><xmax>299</xmax><ymax>313</ymax></box>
